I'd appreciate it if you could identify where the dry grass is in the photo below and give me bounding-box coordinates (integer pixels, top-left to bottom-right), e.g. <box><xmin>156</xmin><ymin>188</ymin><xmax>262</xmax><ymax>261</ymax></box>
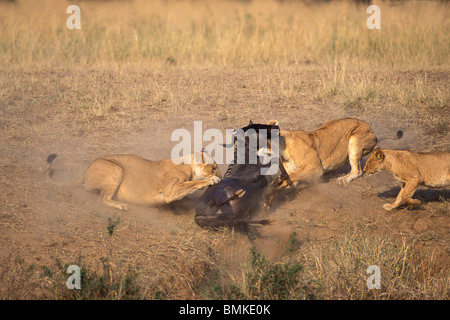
<box><xmin>299</xmin><ymin>233</ymin><xmax>448</xmax><ymax>299</ymax></box>
<box><xmin>198</xmin><ymin>228</ymin><xmax>449</xmax><ymax>300</ymax></box>
<box><xmin>42</xmin><ymin>222</ymin><xmax>231</xmax><ymax>300</ymax></box>
<box><xmin>0</xmin><ymin>0</ymin><xmax>448</xmax><ymax>69</ymax></box>
<box><xmin>0</xmin><ymin>216</ymin><xmax>234</xmax><ymax>300</ymax></box>
<box><xmin>315</xmin><ymin>61</ymin><xmax>449</xmax><ymax>144</ymax></box>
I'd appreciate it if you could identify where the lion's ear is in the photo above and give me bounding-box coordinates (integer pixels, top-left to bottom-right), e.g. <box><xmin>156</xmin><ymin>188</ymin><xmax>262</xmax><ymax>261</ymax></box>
<box><xmin>193</xmin><ymin>151</ymin><xmax>203</xmax><ymax>164</ymax></box>
<box><xmin>194</xmin><ymin>149</ymin><xmax>214</xmax><ymax>165</ymax></box>
<box><xmin>374</xmin><ymin>149</ymin><xmax>385</xmax><ymax>161</ymax></box>
<box><xmin>267</xmin><ymin>119</ymin><xmax>279</xmax><ymax>126</ymax></box>
<box><xmin>201</xmin><ymin>150</ymin><xmax>215</xmax><ymax>165</ymax></box>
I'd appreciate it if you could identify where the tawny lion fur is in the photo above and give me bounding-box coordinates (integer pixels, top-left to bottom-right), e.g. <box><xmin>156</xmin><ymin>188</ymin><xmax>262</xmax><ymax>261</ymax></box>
<box><xmin>364</xmin><ymin>148</ymin><xmax>450</xmax><ymax>211</ymax></box>
<box><xmin>46</xmin><ymin>151</ymin><xmax>222</xmax><ymax>210</ymax></box>
<box><xmin>264</xmin><ymin>118</ymin><xmax>402</xmax><ymax>208</ymax></box>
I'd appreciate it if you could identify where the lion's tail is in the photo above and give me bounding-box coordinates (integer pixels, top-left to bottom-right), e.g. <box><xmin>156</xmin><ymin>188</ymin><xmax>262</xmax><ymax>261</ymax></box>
<box><xmin>377</xmin><ymin>130</ymin><xmax>403</xmax><ymax>143</ymax></box>
<box><xmin>45</xmin><ymin>154</ymin><xmax>81</xmax><ymax>187</ymax></box>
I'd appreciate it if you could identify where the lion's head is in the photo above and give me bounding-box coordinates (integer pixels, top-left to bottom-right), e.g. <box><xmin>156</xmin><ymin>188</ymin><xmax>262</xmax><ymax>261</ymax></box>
<box><xmin>364</xmin><ymin>148</ymin><xmax>385</xmax><ymax>174</ymax></box>
<box><xmin>191</xmin><ymin>151</ymin><xmax>222</xmax><ymax>181</ymax></box>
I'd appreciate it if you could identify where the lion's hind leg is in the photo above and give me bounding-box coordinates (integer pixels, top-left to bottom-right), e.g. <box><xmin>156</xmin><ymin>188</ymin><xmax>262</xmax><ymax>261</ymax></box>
<box><xmin>338</xmin><ymin>133</ymin><xmax>377</xmax><ymax>185</ymax></box>
<box><xmin>82</xmin><ymin>158</ymin><xmax>128</xmax><ymax>211</ymax></box>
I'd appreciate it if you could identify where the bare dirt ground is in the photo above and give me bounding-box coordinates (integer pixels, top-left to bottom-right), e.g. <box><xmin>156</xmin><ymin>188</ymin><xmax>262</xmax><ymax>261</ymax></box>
<box><xmin>0</xmin><ymin>67</ymin><xmax>448</xmax><ymax>299</ymax></box>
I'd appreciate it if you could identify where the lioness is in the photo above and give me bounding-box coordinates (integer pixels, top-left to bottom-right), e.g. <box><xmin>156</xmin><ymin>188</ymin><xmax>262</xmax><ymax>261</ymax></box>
<box><xmin>364</xmin><ymin>148</ymin><xmax>450</xmax><ymax>211</ymax></box>
<box><xmin>46</xmin><ymin>151</ymin><xmax>222</xmax><ymax>210</ymax></box>
<box><xmin>264</xmin><ymin>118</ymin><xmax>402</xmax><ymax>208</ymax></box>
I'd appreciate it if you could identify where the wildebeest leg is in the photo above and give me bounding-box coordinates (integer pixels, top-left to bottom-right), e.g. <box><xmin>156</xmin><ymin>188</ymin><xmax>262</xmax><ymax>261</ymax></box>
<box><xmin>264</xmin><ymin>164</ymin><xmax>323</xmax><ymax>210</ymax></box>
<box><xmin>264</xmin><ymin>177</ymin><xmax>287</xmax><ymax>209</ymax></box>
<box><xmin>238</xmin><ymin>219</ymin><xmax>272</xmax><ymax>238</ymax></box>
<box><xmin>234</xmin><ymin>219</ymin><xmax>273</xmax><ymax>226</ymax></box>
<box><xmin>194</xmin><ymin>217</ymin><xmax>272</xmax><ymax>228</ymax></box>
<box><xmin>264</xmin><ymin>159</ymin><xmax>292</xmax><ymax>209</ymax></box>
<box><xmin>243</xmin><ymin>219</ymin><xmax>272</xmax><ymax>225</ymax></box>
<box><xmin>265</xmin><ymin>148</ymin><xmax>322</xmax><ymax>209</ymax></box>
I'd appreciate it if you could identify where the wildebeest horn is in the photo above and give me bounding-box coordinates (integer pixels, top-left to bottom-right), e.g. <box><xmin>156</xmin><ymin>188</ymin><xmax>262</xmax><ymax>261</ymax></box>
<box><xmin>221</xmin><ymin>142</ymin><xmax>235</xmax><ymax>148</ymax></box>
<box><xmin>221</xmin><ymin>130</ymin><xmax>237</xmax><ymax>148</ymax></box>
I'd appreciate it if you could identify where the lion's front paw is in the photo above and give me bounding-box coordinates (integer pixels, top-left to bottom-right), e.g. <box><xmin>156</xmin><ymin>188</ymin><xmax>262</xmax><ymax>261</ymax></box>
<box><xmin>336</xmin><ymin>176</ymin><xmax>350</xmax><ymax>185</ymax></box>
<box><xmin>209</xmin><ymin>176</ymin><xmax>221</xmax><ymax>185</ymax></box>
<box><xmin>337</xmin><ymin>174</ymin><xmax>358</xmax><ymax>185</ymax></box>
<box><xmin>383</xmin><ymin>203</ymin><xmax>395</xmax><ymax>211</ymax></box>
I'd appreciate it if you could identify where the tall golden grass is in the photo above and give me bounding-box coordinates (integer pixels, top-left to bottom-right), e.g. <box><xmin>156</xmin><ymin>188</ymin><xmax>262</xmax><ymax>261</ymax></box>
<box><xmin>0</xmin><ymin>0</ymin><xmax>448</xmax><ymax>69</ymax></box>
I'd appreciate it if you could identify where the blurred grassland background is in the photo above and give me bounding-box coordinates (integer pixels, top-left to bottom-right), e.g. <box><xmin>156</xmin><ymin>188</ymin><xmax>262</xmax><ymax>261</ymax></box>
<box><xmin>0</xmin><ymin>0</ymin><xmax>448</xmax><ymax>69</ymax></box>
<box><xmin>1</xmin><ymin>0</ymin><xmax>447</xmax><ymax>136</ymax></box>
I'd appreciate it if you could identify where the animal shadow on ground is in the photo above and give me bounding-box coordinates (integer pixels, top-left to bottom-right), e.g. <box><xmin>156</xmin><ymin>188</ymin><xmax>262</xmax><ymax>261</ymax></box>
<box><xmin>266</xmin><ymin>163</ymin><xmax>353</xmax><ymax>212</ymax></box>
<box><xmin>377</xmin><ymin>187</ymin><xmax>449</xmax><ymax>210</ymax></box>
<box><xmin>166</xmin><ymin>196</ymin><xmax>201</xmax><ymax>215</ymax></box>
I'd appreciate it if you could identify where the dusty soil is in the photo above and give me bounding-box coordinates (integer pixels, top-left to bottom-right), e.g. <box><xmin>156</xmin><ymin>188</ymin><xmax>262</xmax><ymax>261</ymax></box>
<box><xmin>0</xmin><ymin>67</ymin><xmax>448</xmax><ymax>299</ymax></box>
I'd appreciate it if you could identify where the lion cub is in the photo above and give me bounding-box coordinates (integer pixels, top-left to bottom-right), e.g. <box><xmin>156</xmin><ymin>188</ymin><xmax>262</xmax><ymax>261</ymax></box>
<box><xmin>364</xmin><ymin>148</ymin><xmax>450</xmax><ymax>211</ymax></box>
<box><xmin>47</xmin><ymin>151</ymin><xmax>221</xmax><ymax>210</ymax></box>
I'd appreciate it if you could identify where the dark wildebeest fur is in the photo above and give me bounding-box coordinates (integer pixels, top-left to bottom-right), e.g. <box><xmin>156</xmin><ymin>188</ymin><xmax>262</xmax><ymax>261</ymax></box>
<box><xmin>195</xmin><ymin>121</ymin><xmax>288</xmax><ymax>228</ymax></box>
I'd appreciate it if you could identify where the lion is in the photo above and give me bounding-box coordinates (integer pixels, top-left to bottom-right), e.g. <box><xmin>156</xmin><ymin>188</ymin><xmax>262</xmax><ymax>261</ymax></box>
<box><xmin>46</xmin><ymin>151</ymin><xmax>222</xmax><ymax>210</ymax></box>
<box><xmin>364</xmin><ymin>148</ymin><xmax>450</xmax><ymax>211</ymax></box>
<box><xmin>264</xmin><ymin>118</ymin><xmax>402</xmax><ymax>208</ymax></box>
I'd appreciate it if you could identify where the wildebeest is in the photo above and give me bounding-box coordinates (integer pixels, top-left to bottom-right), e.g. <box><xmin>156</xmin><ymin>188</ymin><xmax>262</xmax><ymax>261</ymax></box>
<box><xmin>194</xmin><ymin>121</ymin><xmax>288</xmax><ymax>228</ymax></box>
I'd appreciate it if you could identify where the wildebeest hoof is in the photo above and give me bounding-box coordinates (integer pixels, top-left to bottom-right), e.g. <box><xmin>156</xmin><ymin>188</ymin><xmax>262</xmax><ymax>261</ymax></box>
<box><xmin>259</xmin><ymin>219</ymin><xmax>273</xmax><ymax>226</ymax></box>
